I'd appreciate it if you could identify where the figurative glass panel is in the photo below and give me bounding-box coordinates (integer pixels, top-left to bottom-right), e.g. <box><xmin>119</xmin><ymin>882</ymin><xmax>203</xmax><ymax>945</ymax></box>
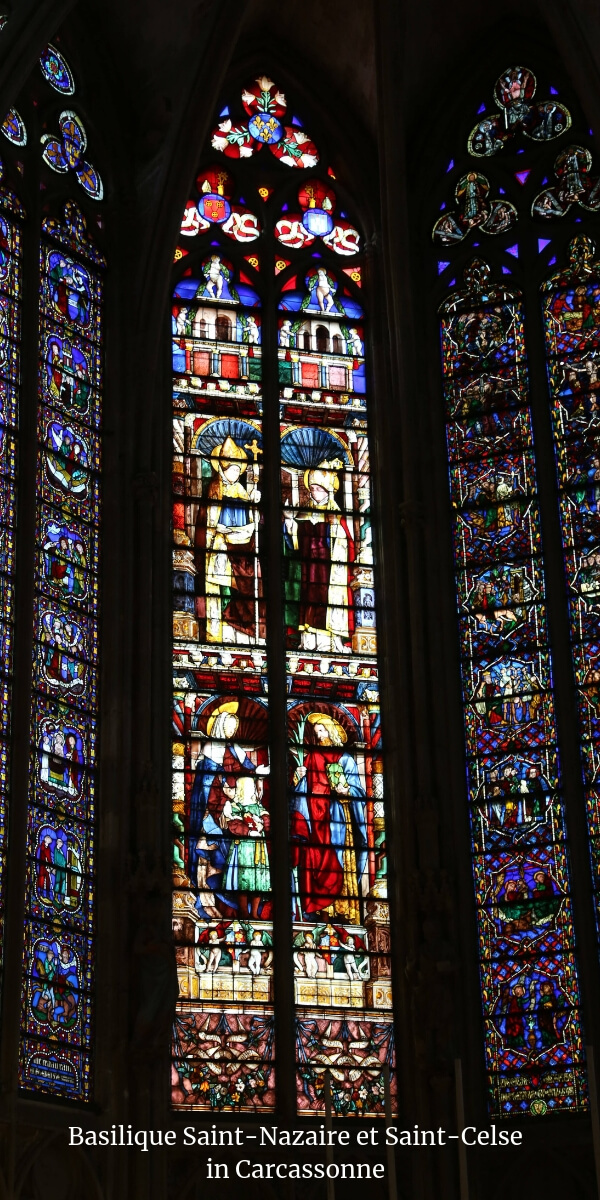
<box><xmin>432</xmin><ymin>173</ymin><xmax>517</xmax><ymax>247</ymax></box>
<box><xmin>171</xmin><ymin>243</ymin><xmax>275</xmax><ymax>1112</ymax></box>
<box><xmin>19</xmin><ymin>201</ymin><xmax>104</xmax><ymax>1100</ymax></box>
<box><xmin>172</xmin><ymin>78</ymin><xmax>395</xmax><ymax>1116</ymax></box>
<box><xmin>440</xmin><ymin>258</ymin><xmax>586</xmax><ymax>1117</ymax></box>
<box><xmin>0</xmin><ymin>162</ymin><xmax>23</xmax><ymax>996</ymax></box>
<box><xmin>542</xmin><ymin>235</ymin><xmax>600</xmax><ymax>947</ymax></box>
<box><xmin>278</xmin><ymin>263</ymin><xmax>395</xmax><ymax>1116</ymax></box>
<box><xmin>532</xmin><ymin>147</ymin><xmax>600</xmax><ymax>220</ymax></box>
<box><xmin>468</xmin><ymin>67</ymin><xmax>570</xmax><ymax>157</ymax></box>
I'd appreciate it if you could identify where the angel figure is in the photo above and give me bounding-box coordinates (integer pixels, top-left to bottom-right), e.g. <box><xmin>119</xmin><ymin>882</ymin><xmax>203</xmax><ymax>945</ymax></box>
<box><xmin>293</xmin><ymin>930</ymin><xmax>319</xmax><ymax>978</ymax></box>
<box><xmin>315</xmin><ymin>268</ymin><xmax>334</xmax><ymax>313</ymax></box>
<box><xmin>204</xmin><ymin>255</ymin><xmax>226</xmax><ymax>300</ymax></box>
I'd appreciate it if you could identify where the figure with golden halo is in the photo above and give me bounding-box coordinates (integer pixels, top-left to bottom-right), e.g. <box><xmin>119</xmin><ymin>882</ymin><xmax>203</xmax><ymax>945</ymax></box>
<box><xmin>198</xmin><ymin>434</ymin><xmax>264</xmax><ymax>644</ymax></box>
<box><xmin>290</xmin><ymin>711</ymin><xmax>367</xmax><ymax>924</ymax></box>
<box><xmin>186</xmin><ymin>701</ymin><xmax>270</xmax><ymax>920</ymax></box>
<box><xmin>283</xmin><ymin>461</ymin><xmax>355</xmax><ymax>653</ymax></box>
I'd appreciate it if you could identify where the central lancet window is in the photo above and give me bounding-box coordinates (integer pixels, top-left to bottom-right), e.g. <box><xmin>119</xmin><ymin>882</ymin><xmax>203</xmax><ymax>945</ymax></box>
<box><xmin>170</xmin><ymin>75</ymin><xmax>394</xmax><ymax>1115</ymax></box>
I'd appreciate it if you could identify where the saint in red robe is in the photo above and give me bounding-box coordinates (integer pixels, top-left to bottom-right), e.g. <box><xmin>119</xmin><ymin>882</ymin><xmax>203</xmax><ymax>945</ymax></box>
<box><xmin>37</xmin><ymin>840</ymin><xmax>52</xmax><ymax>897</ymax></box>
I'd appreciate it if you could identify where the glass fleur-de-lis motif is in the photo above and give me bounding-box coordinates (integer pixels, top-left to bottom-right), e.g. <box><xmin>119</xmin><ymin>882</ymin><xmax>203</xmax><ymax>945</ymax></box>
<box><xmin>41</xmin><ymin>111</ymin><xmax>103</xmax><ymax>201</ymax></box>
<box><xmin>212</xmin><ymin>76</ymin><xmax>319</xmax><ymax>169</ymax></box>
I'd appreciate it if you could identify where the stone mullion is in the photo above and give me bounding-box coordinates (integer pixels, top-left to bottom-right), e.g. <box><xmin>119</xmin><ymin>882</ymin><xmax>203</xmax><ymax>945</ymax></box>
<box><xmin>261</xmin><ymin>210</ymin><xmax>296</xmax><ymax>1125</ymax></box>
<box><xmin>375</xmin><ymin>5</ymin><xmax>477</xmax><ymax>1199</ymax></box>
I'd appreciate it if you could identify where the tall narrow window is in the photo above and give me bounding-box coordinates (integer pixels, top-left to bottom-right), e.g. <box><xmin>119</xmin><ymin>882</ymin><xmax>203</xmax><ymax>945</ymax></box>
<box><xmin>0</xmin><ymin>36</ymin><xmax>107</xmax><ymax>1100</ymax></box>
<box><xmin>277</xmin><ymin>259</ymin><xmax>392</xmax><ymax>1115</ymax></box>
<box><xmin>542</xmin><ymin>236</ymin><xmax>600</xmax><ymax>939</ymax></box>
<box><xmin>172</xmin><ymin>240</ymin><xmax>274</xmax><ymax>1111</ymax></box>
<box><xmin>439</xmin><ymin>259</ymin><xmax>585</xmax><ymax>1116</ymax></box>
<box><xmin>171</xmin><ymin>77</ymin><xmax>395</xmax><ymax>1115</ymax></box>
<box><xmin>19</xmin><ymin>201</ymin><xmax>104</xmax><ymax>1099</ymax></box>
<box><xmin>433</xmin><ymin>65</ymin><xmax>597</xmax><ymax>1118</ymax></box>
<box><xmin>0</xmin><ymin>164</ymin><xmax>24</xmax><ymax>992</ymax></box>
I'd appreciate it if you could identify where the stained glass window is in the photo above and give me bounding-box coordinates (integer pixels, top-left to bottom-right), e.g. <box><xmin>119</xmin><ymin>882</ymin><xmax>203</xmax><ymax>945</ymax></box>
<box><xmin>533</xmin><ymin>147</ymin><xmax>600</xmax><ymax>218</ymax></box>
<box><xmin>435</xmin><ymin>63</ymin><xmax>596</xmax><ymax>1119</ymax></box>
<box><xmin>39</xmin><ymin>45</ymin><xmax>75</xmax><ymax>96</ymax></box>
<box><xmin>0</xmin><ymin>161</ymin><xmax>24</xmax><ymax>998</ymax></box>
<box><xmin>171</xmin><ymin>247</ymin><xmax>274</xmax><ymax>1111</ymax></box>
<box><xmin>467</xmin><ymin>67</ymin><xmax>570</xmax><ymax>157</ymax></box>
<box><xmin>440</xmin><ymin>259</ymin><xmax>586</xmax><ymax>1116</ymax></box>
<box><xmin>542</xmin><ymin>238</ymin><xmax>600</xmax><ymax>949</ymax></box>
<box><xmin>18</xmin><ymin>200</ymin><xmax>104</xmax><ymax>1099</ymax></box>
<box><xmin>277</xmin><ymin>263</ymin><xmax>392</xmax><ymax>1116</ymax></box>
<box><xmin>0</xmin><ymin>38</ymin><xmax>108</xmax><ymax>1100</ymax></box>
<box><xmin>433</xmin><ymin>173</ymin><xmax>516</xmax><ymax>246</ymax></box>
<box><xmin>41</xmin><ymin>111</ymin><xmax>103</xmax><ymax>201</ymax></box>
<box><xmin>171</xmin><ymin>77</ymin><xmax>395</xmax><ymax>1116</ymax></box>
<box><xmin>2</xmin><ymin>110</ymin><xmax>26</xmax><ymax>148</ymax></box>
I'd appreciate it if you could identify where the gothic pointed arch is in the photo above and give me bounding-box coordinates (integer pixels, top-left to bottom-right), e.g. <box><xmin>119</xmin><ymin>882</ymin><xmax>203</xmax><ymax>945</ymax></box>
<box><xmin>0</xmin><ymin>22</ymin><xmax>106</xmax><ymax>1103</ymax></box>
<box><xmin>431</xmin><ymin>56</ymin><xmax>600</xmax><ymax>1118</ymax></box>
<box><xmin>169</xmin><ymin>69</ymin><xmax>397</xmax><ymax>1116</ymax></box>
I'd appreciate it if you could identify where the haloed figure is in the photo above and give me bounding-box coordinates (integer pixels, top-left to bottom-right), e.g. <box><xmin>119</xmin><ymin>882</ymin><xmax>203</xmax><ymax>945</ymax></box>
<box><xmin>284</xmin><ymin>466</ymin><xmax>354</xmax><ymax>653</ymax></box>
<box><xmin>197</xmin><ymin>435</ymin><xmax>264</xmax><ymax>644</ymax></box>
<box><xmin>187</xmin><ymin>701</ymin><xmax>270</xmax><ymax>920</ymax></box>
<box><xmin>290</xmin><ymin>712</ymin><xmax>367</xmax><ymax>925</ymax></box>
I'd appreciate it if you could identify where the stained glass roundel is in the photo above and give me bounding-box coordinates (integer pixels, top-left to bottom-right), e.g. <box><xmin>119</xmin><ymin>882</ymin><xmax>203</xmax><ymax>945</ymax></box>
<box><xmin>2</xmin><ymin>110</ymin><xmax>26</xmax><ymax>147</ymax></box>
<box><xmin>75</xmin><ymin>161</ymin><xmax>103</xmax><ymax>202</ymax></box>
<box><xmin>468</xmin><ymin>65</ymin><xmax>571</xmax><ymax>157</ymax></box>
<box><xmin>248</xmin><ymin>113</ymin><xmax>284</xmax><ymax>145</ymax></box>
<box><xmin>39</xmin><ymin>44</ymin><xmax>75</xmax><ymax>95</ymax></box>
<box><xmin>212</xmin><ymin>77</ymin><xmax>319</xmax><ymax>169</ymax></box>
<box><xmin>41</xmin><ymin>113</ymin><xmax>103</xmax><ymax>202</ymax></box>
<box><xmin>59</xmin><ymin>112</ymin><xmax>86</xmax><ymax>168</ymax></box>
